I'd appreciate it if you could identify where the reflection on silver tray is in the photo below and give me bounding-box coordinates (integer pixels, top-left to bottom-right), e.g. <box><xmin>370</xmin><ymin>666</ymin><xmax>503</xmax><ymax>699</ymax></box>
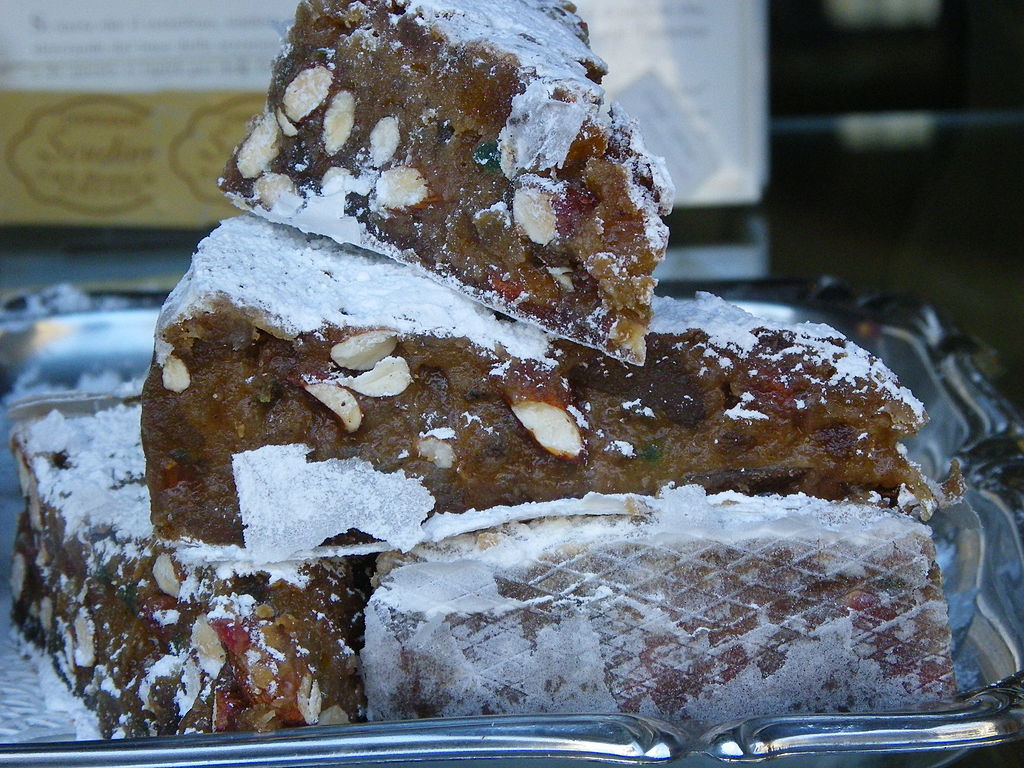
<box><xmin>0</xmin><ymin>278</ymin><xmax>1023</xmax><ymax>766</ymax></box>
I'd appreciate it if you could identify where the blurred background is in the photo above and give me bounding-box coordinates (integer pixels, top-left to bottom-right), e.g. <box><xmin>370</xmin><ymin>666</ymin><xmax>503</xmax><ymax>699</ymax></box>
<box><xmin>0</xmin><ymin>0</ymin><xmax>1022</xmax><ymax>412</ymax></box>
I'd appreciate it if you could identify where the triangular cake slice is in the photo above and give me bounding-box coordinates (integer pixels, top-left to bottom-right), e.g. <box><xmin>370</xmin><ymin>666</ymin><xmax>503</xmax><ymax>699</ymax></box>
<box><xmin>141</xmin><ymin>217</ymin><xmax>946</xmax><ymax>551</ymax></box>
<box><xmin>219</xmin><ymin>0</ymin><xmax>673</xmax><ymax>364</ymax></box>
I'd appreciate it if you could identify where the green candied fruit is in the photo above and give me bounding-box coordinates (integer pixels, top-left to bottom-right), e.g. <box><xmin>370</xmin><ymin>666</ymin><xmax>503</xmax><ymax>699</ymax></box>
<box><xmin>116</xmin><ymin>581</ymin><xmax>138</xmax><ymax>614</ymax></box>
<box><xmin>473</xmin><ymin>141</ymin><xmax>502</xmax><ymax>172</ymax></box>
<box><xmin>640</xmin><ymin>443</ymin><xmax>663</xmax><ymax>463</ymax></box>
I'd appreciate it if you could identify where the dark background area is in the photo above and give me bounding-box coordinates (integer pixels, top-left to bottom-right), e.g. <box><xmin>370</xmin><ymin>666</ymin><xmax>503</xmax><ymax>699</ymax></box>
<box><xmin>765</xmin><ymin>7</ymin><xmax>1024</xmax><ymax>758</ymax></box>
<box><xmin>763</xmin><ymin>0</ymin><xmax>1024</xmax><ymax>412</ymax></box>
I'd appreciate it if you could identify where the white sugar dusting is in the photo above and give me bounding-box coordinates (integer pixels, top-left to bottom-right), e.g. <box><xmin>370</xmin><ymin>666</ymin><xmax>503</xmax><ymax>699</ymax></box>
<box><xmin>401</xmin><ymin>0</ymin><xmax>609</xmax><ymax>177</ymax></box>
<box><xmin>18</xmin><ymin>405</ymin><xmax>152</xmax><ymax>541</ymax></box>
<box><xmin>404</xmin><ymin>0</ymin><xmax>605</xmax><ymax>81</ymax></box>
<box><xmin>233</xmin><ymin>444</ymin><xmax>435</xmax><ymax>563</ymax></box>
<box><xmin>3</xmin><ymin>634</ymin><xmax>101</xmax><ymax>741</ymax></box>
<box><xmin>158</xmin><ymin>216</ymin><xmax>556</xmax><ymax>365</ymax></box>
<box><xmin>364</xmin><ymin>486</ymin><xmax>955</xmax><ymax>722</ymax></box>
<box><xmin>724</xmin><ymin>392</ymin><xmax>769</xmax><ymax>421</ymax></box>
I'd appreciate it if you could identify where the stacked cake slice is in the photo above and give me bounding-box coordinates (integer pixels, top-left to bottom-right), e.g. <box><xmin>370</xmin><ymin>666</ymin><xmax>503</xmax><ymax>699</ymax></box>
<box><xmin>10</xmin><ymin>405</ymin><xmax>366</xmax><ymax>736</ymax></box>
<box><xmin>142</xmin><ymin>216</ymin><xmax>940</xmax><ymax>553</ymax></box>
<box><xmin>8</xmin><ymin>0</ymin><xmax>960</xmax><ymax>740</ymax></box>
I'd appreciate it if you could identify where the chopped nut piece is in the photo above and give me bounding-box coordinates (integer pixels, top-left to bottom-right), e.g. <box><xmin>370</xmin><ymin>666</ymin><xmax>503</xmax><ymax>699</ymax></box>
<box><xmin>28</xmin><ymin>493</ymin><xmax>43</xmax><ymax>531</ymax></box>
<box><xmin>152</xmin><ymin>552</ymin><xmax>181</xmax><ymax>598</ymax></box>
<box><xmin>513</xmin><ymin>186</ymin><xmax>557</xmax><ymax>245</ymax></box>
<box><xmin>39</xmin><ymin>597</ymin><xmax>53</xmax><ymax>629</ymax></box>
<box><xmin>322</xmin><ymin>166</ymin><xmax>353</xmax><ymax>191</ymax></box>
<box><xmin>283</xmin><ymin>65</ymin><xmax>333</xmax><ymax>122</ymax></box>
<box><xmin>63</xmin><ymin>630</ymin><xmax>76</xmax><ymax>674</ymax></box>
<box><xmin>15</xmin><ymin>451</ymin><xmax>32</xmax><ymax>497</ymax></box>
<box><xmin>318</xmin><ymin>705</ymin><xmax>351</xmax><ymax>725</ymax></box>
<box><xmin>276</xmin><ymin>109</ymin><xmax>299</xmax><ymax>137</ymax></box>
<box><xmin>236</xmin><ymin>111</ymin><xmax>281</xmax><ymax>179</ymax></box>
<box><xmin>376</xmin><ymin>167</ymin><xmax>429</xmax><ymax>210</ymax></box>
<box><xmin>323</xmin><ymin>90</ymin><xmax>356</xmax><ymax>154</ymax></box>
<box><xmin>73</xmin><ymin>610</ymin><xmax>96</xmax><ymax>667</ymax></box>
<box><xmin>611</xmin><ymin>319</ymin><xmax>647</xmax><ymax>366</ymax></box>
<box><xmin>297</xmin><ymin>675</ymin><xmax>323</xmax><ymax>725</ymax></box>
<box><xmin>35</xmin><ymin>540</ymin><xmax>50</xmax><ymax>568</ymax></box>
<box><xmin>547</xmin><ymin>266</ymin><xmax>574</xmax><ymax>291</ymax></box>
<box><xmin>162</xmin><ymin>355</ymin><xmax>191</xmax><ymax>393</ymax></box>
<box><xmin>343</xmin><ymin>356</ymin><xmax>412</xmax><ymax>397</ymax></box>
<box><xmin>304</xmin><ymin>381</ymin><xmax>363</xmax><ymax>432</ymax></box>
<box><xmin>330</xmin><ymin>330</ymin><xmax>398</xmax><ymax>371</ymax></box>
<box><xmin>510</xmin><ymin>400</ymin><xmax>584</xmax><ymax>459</ymax></box>
<box><xmin>417</xmin><ymin>436</ymin><xmax>455</xmax><ymax>469</ymax></box>
<box><xmin>369</xmin><ymin>116</ymin><xmax>400</xmax><ymax>165</ymax></box>
<box><xmin>475</xmin><ymin>531</ymin><xmax>503</xmax><ymax>550</ymax></box>
<box><xmin>253</xmin><ymin>173</ymin><xmax>298</xmax><ymax>210</ymax></box>
<box><xmin>10</xmin><ymin>553</ymin><xmax>26</xmax><ymax>600</ymax></box>
<box><xmin>191</xmin><ymin>616</ymin><xmax>226</xmax><ymax>676</ymax></box>
<box><xmin>180</xmin><ymin>659</ymin><xmax>202</xmax><ymax>716</ymax></box>
<box><xmin>25</xmin><ymin>481</ymin><xmax>43</xmax><ymax>531</ymax></box>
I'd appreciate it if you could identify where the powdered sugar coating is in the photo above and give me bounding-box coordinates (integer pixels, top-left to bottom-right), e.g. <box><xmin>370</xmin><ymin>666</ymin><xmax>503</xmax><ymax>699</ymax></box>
<box><xmin>18</xmin><ymin>405</ymin><xmax>152</xmax><ymax>542</ymax></box>
<box><xmin>1</xmin><ymin>633</ymin><xmax>100</xmax><ymax>742</ymax></box>
<box><xmin>157</xmin><ymin>216</ymin><xmax>555</xmax><ymax>365</ymax></box>
<box><xmin>405</xmin><ymin>0</ymin><xmax>604</xmax><ymax>82</ymax></box>
<box><xmin>365</xmin><ymin>485</ymin><xmax>956</xmax><ymax>722</ymax></box>
<box><xmin>232</xmin><ymin>444</ymin><xmax>435</xmax><ymax>564</ymax></box>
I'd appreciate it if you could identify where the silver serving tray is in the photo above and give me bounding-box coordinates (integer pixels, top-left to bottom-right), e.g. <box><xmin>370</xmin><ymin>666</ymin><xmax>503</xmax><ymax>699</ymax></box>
<box><xmin>1</xmin><ymin>279</ymin><xmax>1023</xmax><ymax>767</ymax></box>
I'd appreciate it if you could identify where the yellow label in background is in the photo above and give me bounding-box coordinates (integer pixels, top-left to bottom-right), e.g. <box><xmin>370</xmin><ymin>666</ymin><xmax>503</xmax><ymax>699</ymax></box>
<box><xmin>0</xmin><ymin>90</ymin><xmax>265</xmax><ymax>227</ymax></box>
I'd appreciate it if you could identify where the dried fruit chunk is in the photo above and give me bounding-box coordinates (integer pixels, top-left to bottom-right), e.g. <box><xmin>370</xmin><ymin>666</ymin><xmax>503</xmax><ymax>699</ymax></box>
<box><xmin>220</xmin><ymin>0</ymin><xmax>673</xmax><ymax>364</ymax></box>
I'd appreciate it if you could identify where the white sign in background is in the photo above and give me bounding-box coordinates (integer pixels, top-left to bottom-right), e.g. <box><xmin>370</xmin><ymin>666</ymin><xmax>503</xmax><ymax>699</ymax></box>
<box><xmin>0</xmin><ymin>2</ymin><xmax>294</xmax><ymax>92</ymax></box>
<box><xmin>575</xmin><ymin>0</ymin><xmax>769</xmax><ymax>205</ymax></box>
<box><xmin>0</xmin><ymin>0</ymin><xmax>768</xmax><ymax>206</ymax></box>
